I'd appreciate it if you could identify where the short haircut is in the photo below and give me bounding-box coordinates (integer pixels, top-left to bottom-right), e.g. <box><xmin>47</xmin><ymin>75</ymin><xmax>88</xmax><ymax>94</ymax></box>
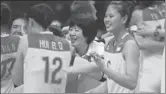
<box><xmin>69</xmin><ymin>1</ymin><xmax>98</xmax><ymax>44</ymax></box>
<box><xmin>10</xmin><ymin>11</ymin><xmax>28</xmax><ymax>27</ymax></box>
<box><xmin>27</xmin><ymin>3</ymin><xmax>55</xmax><ymax>29</ymax></box>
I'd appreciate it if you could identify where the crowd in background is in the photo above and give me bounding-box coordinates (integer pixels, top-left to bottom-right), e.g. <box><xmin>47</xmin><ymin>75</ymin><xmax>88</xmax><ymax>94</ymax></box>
<box><xmin>1</xmin><ymin>0</ymin><xmax>165</xmax><ymax>93</ymax></box>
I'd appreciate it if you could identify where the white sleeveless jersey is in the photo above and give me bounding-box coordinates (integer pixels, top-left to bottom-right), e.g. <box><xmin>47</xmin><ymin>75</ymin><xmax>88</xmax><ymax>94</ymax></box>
<box><xmin>104</xmin><ymin>33</ymin><xmax>139</xmax><ymax>93</ymax></box>
<box><xmin>24</xmin><ymin>33</ymin><xmax>71</xmax><ymax>93</ymax></box>
<box><xmin>1</xmin><ymin>35</ymin><xmax>23</xmax><ymax>93</ymax></box>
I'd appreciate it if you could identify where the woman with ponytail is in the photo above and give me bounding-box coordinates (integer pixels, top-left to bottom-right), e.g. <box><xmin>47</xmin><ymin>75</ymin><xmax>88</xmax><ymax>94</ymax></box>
<box><xmin>88</xmin><ymin>1</ymin><xmax>140</xmax><ymax>93</ymax></box>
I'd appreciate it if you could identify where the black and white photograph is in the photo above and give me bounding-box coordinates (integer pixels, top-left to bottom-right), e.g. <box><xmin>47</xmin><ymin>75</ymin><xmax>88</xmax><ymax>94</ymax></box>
<box><xmin>1</xmin><ymin>0</ymin><xmax>165</xmax><ymax>93</ymax></box>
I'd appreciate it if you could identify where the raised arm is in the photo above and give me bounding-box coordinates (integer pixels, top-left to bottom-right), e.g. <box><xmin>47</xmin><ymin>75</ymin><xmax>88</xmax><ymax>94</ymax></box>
<box><xmin>130</xmin><ymin>9</ymin><xmax>165</xmax><ymax>54</ymax></box>
<box><xmin>12</xmin><ymin>35</ymin><xmax>28</xmax><ymax>86</ymax></box>
<box><xmin>134</xmin><ymin>33</ymin><xmax>164</xmax><ymax>54</ymax></box>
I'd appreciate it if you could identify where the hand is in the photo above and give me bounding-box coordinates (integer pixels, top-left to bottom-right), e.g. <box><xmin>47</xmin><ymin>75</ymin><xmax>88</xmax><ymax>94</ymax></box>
<box><xmin>90</xmin><ymin>51</ymin><xmax>105</xmax><ymax>69</ymax></box>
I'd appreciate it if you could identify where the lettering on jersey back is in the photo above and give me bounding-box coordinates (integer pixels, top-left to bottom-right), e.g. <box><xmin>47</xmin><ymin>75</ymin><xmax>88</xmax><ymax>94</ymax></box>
<box><xmin>1</xmin><ymin>36</ymin><xmax>20</xmax><ymax>54</ymax></box>
<box><xmin>24</xmin><ymin>33</ymin><xmax>71</xmax><ymax>93</ymax></box>
<box><xmin>28</xmin><ymin>33</ymin><xmax>70</xmax><ymax>51</ymax></box>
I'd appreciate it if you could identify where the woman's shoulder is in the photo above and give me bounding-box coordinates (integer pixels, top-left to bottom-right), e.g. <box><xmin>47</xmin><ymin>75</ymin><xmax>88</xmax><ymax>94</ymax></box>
<box><xmin>122</xmin><ymin>39</ymin><xmax>139</xmax><ymax>58</ymax></box>
<box><xmin>122</xmin><ymin>34</ymin><xmax>139</xmax><ymax>52</ymax></box>
<box><xmin>120</xmin><ymin>33</ymin><xmax>137</xmax><ymax>46</ymax></box>
<box><xmin>117</xmin><ymin>33</ymin><xmax>138</xmax><ymax>53</ymax></box>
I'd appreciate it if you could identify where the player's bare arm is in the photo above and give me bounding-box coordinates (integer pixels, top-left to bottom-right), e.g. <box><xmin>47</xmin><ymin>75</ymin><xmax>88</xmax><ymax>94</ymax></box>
<box><xmin>65</xmin><ymin>56</ymin><xmax>105</xmax><ymax>81</ymax></box>
<box><xmin>12</xmin><ymin>36</ymin><xmax>25</xmax><ymax>86</ymax></box>
<box><xmin>91</xmin><ymin>40</ymin><xmax>140</xmax><ymax>90</ymax></box>
<box><xmin>134</xmin><ymin>33</ymin><xmax>164</xmax><ymax>54</ymax></box>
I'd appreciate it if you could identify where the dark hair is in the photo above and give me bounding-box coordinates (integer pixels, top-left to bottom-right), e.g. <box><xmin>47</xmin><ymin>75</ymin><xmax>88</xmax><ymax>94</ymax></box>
<box><xmin>27</xmin><ymin>3</ymin><xmax>55</xmax><ymax>29</ymax></box>
<box><xmin>1</xmin><ymin>2</ymin><xmax>12</xmax><ymax>25</ymax></box>
<box><xmin>49</xmin><ymin>25</ymin><xmax>64</xmax><ymax>37</ymax></box>
<box><xmin>96</xmin><ymin>19</ymin><xmax>106</xmax><ymax>31</ymax></box>
<box><xmin>94</xmin><ymin>1</ymin><xmax>107</xmax><ymax>23</ymax></box>
<box><xmin>12</xmin><ymin>11</ymin><xmax>28</xmax><ymax>21</ymax></box>
<box><xmin>10</xmin><ymin>11</ymin><xmax>28</xmax><ymax>27</ymax></box>
<box><xmin>105</xmin><ymin>0</ymin><xmax>136</xmax><ymax>28</ymax></box>
<box><xmin>69</xmin><ymin>20</ymin><xmax>97</xmax><ymax>45</ymax></box>
<box><xmin>52</xmin><ymin>3</ymin><xmax>71</xmax><ymax>25</ymax></box>
<box><xmin>69</xmin><ymin>1</ymin><xmax>98</xmax><ymax>45</ymax></box>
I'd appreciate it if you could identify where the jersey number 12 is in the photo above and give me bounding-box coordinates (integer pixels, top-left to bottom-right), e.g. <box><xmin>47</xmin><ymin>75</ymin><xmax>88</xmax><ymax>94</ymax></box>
<box><xmin>42</xmin><ymin>56</ymin><xmax>62</xmax><ymax>84</ymax></box>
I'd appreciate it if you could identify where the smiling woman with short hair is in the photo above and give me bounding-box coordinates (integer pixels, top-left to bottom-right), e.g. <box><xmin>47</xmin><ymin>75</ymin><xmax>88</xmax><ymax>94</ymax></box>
<box><xmin>65</xmin><ymin>1</ymin><xmax>106</xmax><ymax>93</ymax></box>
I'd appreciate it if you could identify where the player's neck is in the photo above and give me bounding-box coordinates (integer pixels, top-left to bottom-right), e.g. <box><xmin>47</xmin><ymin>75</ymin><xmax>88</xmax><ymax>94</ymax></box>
<box><xmin>29</xmin><ymin>18</ymin><xmax>45</xmax><ymax>33</ymax></box>
<box><xmin>75</xmin><ymin>42</ymin><xmax>89</xmax><ymax>57</ymax></box>
<box><xmin>113</xmin><ymin>27</ymin><xmax>127</xmax><ymax>46</ymax></box>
